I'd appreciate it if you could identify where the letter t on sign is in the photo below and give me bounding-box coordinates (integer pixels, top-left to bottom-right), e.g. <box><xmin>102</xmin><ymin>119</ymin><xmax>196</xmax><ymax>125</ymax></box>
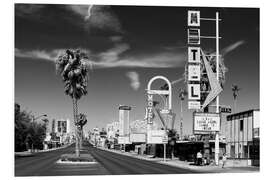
<box><xmin>188</xmin><ymin>47</ymin><xmax>201</xmax><ymax>63</ymax></box>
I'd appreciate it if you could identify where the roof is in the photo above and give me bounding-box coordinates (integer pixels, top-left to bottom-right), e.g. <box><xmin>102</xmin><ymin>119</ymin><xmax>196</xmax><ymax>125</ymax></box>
<box><xmin>226</xmin><ymin>109</ymin><xmax>259</xmax><ymax>121</ymax></box>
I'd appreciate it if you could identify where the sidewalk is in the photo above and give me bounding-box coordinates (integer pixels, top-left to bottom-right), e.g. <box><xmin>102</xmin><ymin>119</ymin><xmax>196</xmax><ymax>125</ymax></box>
<box><xmin>98</xmin><ymin>147</ymin><xmax>259</xmax><ymax>173</ymax></box>
<box><xmin>15</xmin><ymin>143</ymin><xmax>72</xmax><ymax>157</ymax></box>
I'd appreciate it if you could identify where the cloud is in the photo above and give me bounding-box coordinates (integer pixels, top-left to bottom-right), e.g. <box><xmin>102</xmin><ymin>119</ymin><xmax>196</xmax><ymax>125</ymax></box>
<box><xmin>15</xmin><ymin>4</ymin><xmax>45</xmax><ymax>17</ymax></box>
<box><xmin>110</xmin><ymin>36</ymin><xmax>123</xmax><ymax>43</ymax></box>
<box><xmin>98</xmin><ymin>43</ymin><xmax>130</xmax><ymax>62</ymax></box>
<box><xmin>15</xmin><ymin>45</ymin><xmax>186</xmax><ymax>69</ymax></box>
<box><xmin>68</xmin><ymin>5</ymin><xmax>123</xmax><ymax>33</ymax></box>
<box><xmin>222</xmin><ymin>40</ymin><xmax>245</xmax><ymax>55</ymax></box>
<box><xmin>15</xmin><ymin>48</ymin><xmax>62</xmax><ymax>61</ymax></box>
<box><xmin>85</xmin><ymin>5</ymin><xmax>94</xmax><ymax>21</ymax></box>
<box><xmin>15</xmin><ymin>4</ymin><xmax>123</xmax><ymax>33</ymax></box>
<box><xmin>171</xmin><ymin>77</ymin><xmax>185</xmax><ymax>85</ymax></box>
<box><xmin>126</xmin><ymin>71</ymin><xmax>140</xmax><ymax>91</ymax></box>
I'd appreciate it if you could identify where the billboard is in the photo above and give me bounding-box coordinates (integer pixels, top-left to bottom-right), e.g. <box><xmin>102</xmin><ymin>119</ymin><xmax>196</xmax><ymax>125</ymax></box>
<box><xmin>130</xmin><ymin>133</ymin><xmax>146</xmax><ymax>143</ymax></box>
<box><xmin>147</xmin><ymin>130</ymin><xmax>167</xmax><ymax>144</ymax></box>
<box><xmin>193</xmin><ymin>113</ymin><xmax>220</xmax><ymax>134</ymax></box>
<box><xmin>118</xmin><ymin>136</ymin><xmax>131</xmax><ymax>144</ymax></box>
<box><xmin>130</xmin><ymin>120</ymin><xmax>147</xmax><ymax>134</ymax></box>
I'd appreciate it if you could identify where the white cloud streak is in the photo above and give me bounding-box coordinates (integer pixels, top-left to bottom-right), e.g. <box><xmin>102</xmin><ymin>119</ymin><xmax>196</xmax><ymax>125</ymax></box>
<box><xmin>126</xmin><ymin>71</ymin><xmax>140</xmax><ymax>91</ymax></box>
<box><xmin>15</xmin><ymin>40</ymin><xmax>244</xmax><ymax>69</ymax></box>
<box><xmin>15</xmin><ymin>48</ymin><xmax>62</xmax><ymax>61</ymax></box>
<box><xmin>68</xmin><ymin>5</ymin><xmax>123</xmax><ymax>33</ymax></box>
<box><xmin>222</xmin><ymin>40</ymin><xmax>245</xmax><ymax>55</ymax></box>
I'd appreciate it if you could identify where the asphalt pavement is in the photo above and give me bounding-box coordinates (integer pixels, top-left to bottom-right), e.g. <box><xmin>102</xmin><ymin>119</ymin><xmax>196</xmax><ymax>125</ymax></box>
<box><xmin>15</xmin><ymin>142</ymin><xmax>198</xmax><ymax>176</ymax></box>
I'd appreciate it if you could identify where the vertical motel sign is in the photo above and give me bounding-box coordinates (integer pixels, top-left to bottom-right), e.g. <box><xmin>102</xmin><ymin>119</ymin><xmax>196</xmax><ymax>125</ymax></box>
<box><xmin>187</xmin><ymin>10</ymin><xmax>201</xmax><ymax>110</ymax></box>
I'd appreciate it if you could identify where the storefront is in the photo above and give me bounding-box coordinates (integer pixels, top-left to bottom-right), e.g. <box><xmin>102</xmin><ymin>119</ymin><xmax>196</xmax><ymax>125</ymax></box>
<box><xmin>226</xmin><ymin>109</ymin><xmax>260</xmax><ymax>166</ymax></box>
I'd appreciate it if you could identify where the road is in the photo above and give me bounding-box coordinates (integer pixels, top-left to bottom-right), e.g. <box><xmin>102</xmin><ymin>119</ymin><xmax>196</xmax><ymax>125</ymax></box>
<box><xmin>15</xmin><ymin>142</ymin><xmax>197</xmax><ymax>176</ymax></box>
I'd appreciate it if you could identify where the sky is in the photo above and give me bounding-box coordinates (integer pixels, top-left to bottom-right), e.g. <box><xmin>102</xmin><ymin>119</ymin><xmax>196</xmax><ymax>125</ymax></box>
<box><xmin>15</xmin><ymin>4</ymin><xmax>259</xmax><ymax>136</ymax></box>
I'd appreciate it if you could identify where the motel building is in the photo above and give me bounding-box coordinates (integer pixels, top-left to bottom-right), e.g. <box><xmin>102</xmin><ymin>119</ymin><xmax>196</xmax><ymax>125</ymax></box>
<box><xmin>225</xmin><ymin>109</ymin><xmax>260</xmax><ymax>166</ymax></box>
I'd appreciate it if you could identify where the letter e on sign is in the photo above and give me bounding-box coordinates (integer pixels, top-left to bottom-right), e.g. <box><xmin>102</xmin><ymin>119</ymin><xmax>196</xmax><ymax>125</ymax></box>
<box><xmin>188</xmin><ymin>11</ymin><xmax>200</xmax><ymax>26</ymax></box>
<box><xmin>188</xmin><ymin>65</ymin><xmax>200</xmax><ymax>81</ymax></box>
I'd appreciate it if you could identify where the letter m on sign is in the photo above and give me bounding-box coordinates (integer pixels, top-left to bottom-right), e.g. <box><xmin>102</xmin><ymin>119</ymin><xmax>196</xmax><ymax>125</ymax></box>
<box><xmin>188</xmin><ymin>11</ymin><xmax>200</xmax><ymax>27</ymax></box>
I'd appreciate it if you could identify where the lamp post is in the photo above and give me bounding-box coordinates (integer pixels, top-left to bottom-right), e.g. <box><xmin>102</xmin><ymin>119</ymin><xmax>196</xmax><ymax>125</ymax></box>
<box><xmin>179</xmin><ymin>89</ymin><xmax>187</xmax><ymax>140</ymax></box>
<box><xmin>31</xmin><ymin>114</ymin><xmax>47</xmax><ymax>152</ymax></box>
<box><xmin>42</xmin><ymin>118</ymin><xmax>49</xmax><ymax>150</ymax></box>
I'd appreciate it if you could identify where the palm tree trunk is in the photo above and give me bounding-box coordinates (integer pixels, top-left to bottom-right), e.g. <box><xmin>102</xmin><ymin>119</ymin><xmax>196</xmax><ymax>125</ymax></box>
<box><xmin>73</xmin><ymin>96</ymin><xmax>80</xmax><ymax>157</ymax></box>
<box><xmin>180</xmin><ymin>99</ymin><xmax>183</xmax><ymax>140</ymax></box>
<box><xmin>234</xmin><ymin>98</ymin><xmax>237</xmax><ymax>113</ymax></box>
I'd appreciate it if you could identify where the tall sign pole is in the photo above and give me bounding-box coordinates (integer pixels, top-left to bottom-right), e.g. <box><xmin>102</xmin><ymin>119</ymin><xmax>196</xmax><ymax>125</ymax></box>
<box><xmin>215</xmin><ymin>12</ymin><xmax>220</xmax><ymax>166</ymax></box>
<box><xmin>187</xmin><ymin>10</ymin><xmax>222</xmax><ymax>166</ymax></box>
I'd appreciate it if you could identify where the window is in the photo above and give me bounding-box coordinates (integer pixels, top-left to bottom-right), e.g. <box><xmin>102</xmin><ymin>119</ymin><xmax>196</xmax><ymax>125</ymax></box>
<box><xmin>240</xmin><ymin>119</ymin><xmax>244</xmax><ymax>131</ymax></box>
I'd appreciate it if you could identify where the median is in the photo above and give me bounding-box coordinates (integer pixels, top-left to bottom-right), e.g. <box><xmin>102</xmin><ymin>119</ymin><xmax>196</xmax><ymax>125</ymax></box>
<box><xmin>56</xmin><ymin>153</ymin><xmax>97</xmax><ymax>164</ymax></box>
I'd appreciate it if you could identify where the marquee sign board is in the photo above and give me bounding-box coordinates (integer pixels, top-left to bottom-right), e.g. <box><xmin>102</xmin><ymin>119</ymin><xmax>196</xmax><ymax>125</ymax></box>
<box><xmin>193</xmin><ymin>112</ymin><xmax>221</xmax><ymax>134</ymax></box>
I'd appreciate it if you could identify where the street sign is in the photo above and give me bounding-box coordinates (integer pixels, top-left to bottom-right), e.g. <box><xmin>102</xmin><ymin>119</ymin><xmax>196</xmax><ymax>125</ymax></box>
<box><xmin>219</xmin><ymin>106</ymin><xmax>232</xmax><ymax>113</ymax></box>
<box><xmin>162</xmin><ymin>135</ymin><xmax>168</xmax><ymax>143</ymax></box>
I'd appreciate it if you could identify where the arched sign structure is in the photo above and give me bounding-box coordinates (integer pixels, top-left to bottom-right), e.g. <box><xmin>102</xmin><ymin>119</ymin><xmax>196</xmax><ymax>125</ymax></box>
<box><xmin>146</xmin><ymin>76</ymin><xmax>172</xmax><ymax>124</ymax></box>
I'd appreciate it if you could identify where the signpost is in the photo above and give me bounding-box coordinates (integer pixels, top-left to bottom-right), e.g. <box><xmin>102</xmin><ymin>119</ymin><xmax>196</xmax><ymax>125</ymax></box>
<box><xmin>187</xmin><ymin>10</ymin><xmax>222</xmax><ymax>166</ymax></box>
<box><xmin>162</xmin><ymin>133</ymin><xmax>168</xmax><ymax>162</ymax></box>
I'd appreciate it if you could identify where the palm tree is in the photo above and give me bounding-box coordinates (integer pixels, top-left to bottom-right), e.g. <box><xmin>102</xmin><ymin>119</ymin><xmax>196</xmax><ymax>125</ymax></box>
<box><xmin>55</xmin><ymin>49</ymin><xmax>89</xmax><ymax>157</ymax></box>
<box><xmin>231</xmin><ymin>84</ymin><xmax>241</xmax><ymax>113</ymax></box>
<box><xmin>179</xmin><ymin>88</ymin><xmax>187</xmax><ymax>140</ymax></box>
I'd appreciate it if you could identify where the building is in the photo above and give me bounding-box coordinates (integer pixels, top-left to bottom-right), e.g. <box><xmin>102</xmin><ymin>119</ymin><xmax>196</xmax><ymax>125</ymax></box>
<box><xmin>119</xmin><ymin>105</ymin><xmax>131</xmax><ymax>136</ymax></box>
<box><xmin>51</xmin><ymin>119</ymin><xmax>71</xmax><ymax>144</ymax></box>
<box><xmin>226</xmin><ymin>109</ymin><xmax>259</xmax><ymax>166</ymax></box>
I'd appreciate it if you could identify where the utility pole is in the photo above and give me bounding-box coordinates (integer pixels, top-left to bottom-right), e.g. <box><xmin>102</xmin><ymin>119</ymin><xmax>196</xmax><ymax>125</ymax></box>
<box><xmin>215</xmin><ymin>12</ymin><xmax>220</xmax><ymax>166</ymax></box>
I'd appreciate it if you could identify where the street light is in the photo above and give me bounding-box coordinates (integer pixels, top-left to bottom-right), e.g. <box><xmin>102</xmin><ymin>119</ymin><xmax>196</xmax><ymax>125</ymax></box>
<box><xmin>179</xmin><ymin>88</ymin><xmax>187</xmax><ymax>141</ymax></box>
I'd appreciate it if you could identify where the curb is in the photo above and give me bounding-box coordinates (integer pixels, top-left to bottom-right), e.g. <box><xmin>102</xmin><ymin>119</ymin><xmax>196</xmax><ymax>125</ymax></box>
<box><xmin>97</xmin><ymin>147</ymin><xmax>259</xmax><ymax>173</ymax></box>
